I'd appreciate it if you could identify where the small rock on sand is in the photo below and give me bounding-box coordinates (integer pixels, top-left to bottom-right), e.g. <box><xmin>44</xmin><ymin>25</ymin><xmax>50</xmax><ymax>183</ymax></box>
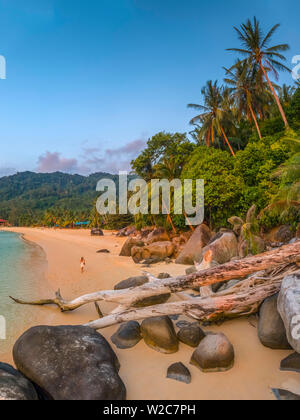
<box><xmin>280</xmin><ymin>353</ymin><xmax>300</xmax><ymax>373</ymax></box>
<box><xmin>111</xmin><ymin>321</ymin><xmax>142</xmax><ymax>349</ymax></box>
<box><xmin>114</xmin><ymin>276</ymin><xmax>148</xmax><ymax>290</ymax></box>
<box><xmin>167</xmin><ymin>362</ymin><xmax>191</xmax><ymax>384</ymax></box>
<box><xmin>177</xmin><ymin>325</ymin><xmax>206</xmax><ymax>348</ymax></box>
<box><xmin>190</xmin><ymin>333</ymin><xmax>234</xmax><ymax>373</ymax></box>
<box><xmin>272</xmin><ymin>389</ymin><xmax>300</xmax><ymax>401</ymax></box>
<box><xmin>140</xmin><ymin>316</ymin><xmax>179</xmax><ymax>354</ymax></box>
<box><xmin>258</xmin><ymin>294</ymin><xmax>291</xmax><ymax>350</ymax></box>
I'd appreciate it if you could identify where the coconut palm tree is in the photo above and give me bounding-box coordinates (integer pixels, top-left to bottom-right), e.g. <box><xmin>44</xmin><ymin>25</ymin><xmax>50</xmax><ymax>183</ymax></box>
<box><xmin>278</xmin><ymin>84</ymin><xmax>296</xmax><ymax>107</ymax></box>
<box><xmin>188</xmin><ymin>80</ymin><xmax>236</xmax><ymax>156</ymax></box>
<box><xmin>227</xmin><ymin>17</ymin><xmax>290</xmax><ymax>128</ymax></box>
<box><xmin>224</xmin><ymin>61</ymin><xmax>263</xmax><ymax>139</ymax></box>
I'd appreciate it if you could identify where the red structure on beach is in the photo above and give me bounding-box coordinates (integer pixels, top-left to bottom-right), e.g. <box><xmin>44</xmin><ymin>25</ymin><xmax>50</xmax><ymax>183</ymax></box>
<box><xmin>0</xmin><ymin>219</ymin><xmax>8</xmax><ymax>226</ymax></box>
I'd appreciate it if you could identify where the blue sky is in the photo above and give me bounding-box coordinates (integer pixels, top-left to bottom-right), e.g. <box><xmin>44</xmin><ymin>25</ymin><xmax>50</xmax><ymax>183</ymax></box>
<box><xmin>0</xmin><ymin>0</ymin><xmax>299</xmax><ymax>176</ymax></box>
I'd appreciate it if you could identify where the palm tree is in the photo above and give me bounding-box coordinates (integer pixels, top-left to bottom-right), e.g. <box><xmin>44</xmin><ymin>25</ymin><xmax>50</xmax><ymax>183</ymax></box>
<box><xmin>224</xmin><ymin>61</ymin><xmax>263</xmax><ymax>139</ymax></box>
<box><xmin>278</xmin><ymin>84</ymin><xmax>296</xmax><ymax>107</ymax></box>
<box><xmin>188</xmin><ymin>80</ymin><xmax>236</xmax><ymax>156</ymax></box>
<box><xmin>227</xmin><ymin>17</ymin><xmax>290</xmax><ymax>128</ymax></box>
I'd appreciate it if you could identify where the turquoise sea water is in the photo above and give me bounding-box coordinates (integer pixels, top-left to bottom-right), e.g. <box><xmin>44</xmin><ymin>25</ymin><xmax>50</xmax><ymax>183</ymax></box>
<box><xmin>0</xmin><ymin>231</ymin><xmax>47</xmax><ymax>357</ymax></box>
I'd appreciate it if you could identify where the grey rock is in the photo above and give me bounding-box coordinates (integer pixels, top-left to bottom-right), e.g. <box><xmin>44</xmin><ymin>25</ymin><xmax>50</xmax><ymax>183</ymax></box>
<box><xmin>176</xmin><ymin>224</ymin><xmax>212</xmax><ymax>265</ymax></box>
<box><xmin>0</xmin><ymin>363</ymin><xmax>38</xmax><ymax>400</ymax></box>
<box><xmin>272</xmin><ymin>389</ymin><xmax>300</xmax><ymax>401</ymax></box>
<box><xmin>145</xmin><ymin>228</ymin><xmax>170</xmax><ymax>244</ymax></box>
<box><xmin>190</xmin><ymin>333</ymin><xmax>234</xmax><ymax>372</ymax></box>
<box><xmin>176</xmin><ymin>320</ymin><xmax>193</xmax><ymax>329</ymax></box>
<box><xmin>114</xmin><ymin>275</ymin><xmax>148</xmax><ymax>290</ymax></box>
<box><xmin>157</xmin><ymin>273</ymin><xmax>171</xmax><ymax>279</ymax></box>
<box><xmin>115</xmin><ymin>276</ymin><xmax>170</xmax><ymax>307</ymax></box>
<box><xmin>280</xmin><ymin>353</ymin><xmax>300</xmax><ymax>373</ymax></box>
<box><xmin>111</xmin><ymin>321</ymin><xmax>142</xmax><ymax>349</ymax></box>
<box><xmin>167</xmin><ymin>362</ymin><xmax>191</xmax><ymax>384</ymax></box>
<box><xmin>91</xmin><ymin>228</ymin><xmax>104</xmax><ymax>236</ymax></box>
<box><xmin>278</xmin><ymin>272</ymin><xmax>300</xmax><ymax>353</ymax></box>
<box><xmin>201</xmin><ymin>232</ymin><xmax>238</xmax><ymax>264</ymax></box>
<box><xmin>186</xmin><ymin>266</ymin><xmax>197</xmax><ymax>275</ymax></box>
<box><xmin>133</xmin><ymin>293</ymin><xmax>171</xmax><ymax>308</ymax></box>
<box><xmin>13</xmin><ymin>325</ymin><xmax>126</xmax><ymax>400</ymax></box>
<box><xmin>132</xmin><ymin>242</ymin><xmax>174</xmax><ymax>263</ymax></box>
<box><xmin>177</xmin><ymin>325</ymin><xmax>205</xmax><ymax>348</ymax></box>
<box><xmin>140</xmin><ymin>316</ymin><xmax>179</xmax><ymax>354</ymax></box>
<box><xmin>218</xmin><ymin>279</ymin><xmax>241</xmax><ymax>292</ymax></box>
<box><xmin>274</xmin><ymin>225</ymin><xmax>294</xmax><ymax>243</ymax></box>
<box><xmin>119</xmin><ymin>238</ymin><xmax>144</xmax><ymax>257</ymax></box>
<box><xmin>258</xmin><ymin>294</ymin><xmax>291</xmax><ymax>350</ymax></box>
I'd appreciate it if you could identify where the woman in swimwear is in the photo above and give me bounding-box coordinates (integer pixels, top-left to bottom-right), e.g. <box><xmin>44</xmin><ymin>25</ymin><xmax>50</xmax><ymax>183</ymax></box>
<box><xmin>80</xmin><ymin>257</ymin><xmax>86</xmax><ymax>273</ymax></box>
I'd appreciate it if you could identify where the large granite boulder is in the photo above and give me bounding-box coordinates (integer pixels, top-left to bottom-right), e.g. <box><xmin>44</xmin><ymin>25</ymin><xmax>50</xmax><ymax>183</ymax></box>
<box><xmin>175</xmin><ymin>224</ymin><xmax>211</xmax><ymax>265</ymax></box>
<box><xmin>0</xmin><ymin>363</ymin><xmax>38</xmax><ymax>400</ymax></box>
<box><xmin>167</xmin><ymin>362</ymin><xmax>191</xmax><ymax>384</ymax></box>
<box><xmin>131</xmin><ymin>241</ymin><xmax>174</xmax><ymax>263</ymax></box>
<box><xmin>111</xmin><ymin>321</ymin><xmax>142</xmax><ymax>349</ymax></box>
<box><xmin>119</xmin><ymin>238</ymin><xmax>145</xmax><ymax>257</ymax></box>
<box><xmin>114</xmin><ymin>275</ymin><xmax>148</xmax><ymax>290</ymax></box>
<box><xmin>145</xmin><ymin>228</ymin><xmax>170</xmax><ymax>244</ymax></box>
<box><xmin>140</xmin><ymin>316</ymin><xmax>179</xmax><ymax>354</ymax></box>
<box><xmin>200</xmin><ymin>231</ymin><xmax>238</xmax><ymax>264</ymax></box>
<box><xmin>277</xmin><ymin>272</ymin><xmax>300</xmax><ymax>353</ymax></box>
<box><xmin>177</xmin><ymin>325</ymin><xmax>206</xmax><ymax>348</ymax></box>
<box><xmin>258</xmin><ymin>294</ymin><xmax>291</xmax><ymax>350</ymax></box>
<box><xmin>190</xmin><ymin>333</ymin><xmax>234</xmax><ymax>372</ymax></box>
<box><xmin>13</xmin><ymin>325</ymin><xmax>126</xmax><ymax>400</ymax></box>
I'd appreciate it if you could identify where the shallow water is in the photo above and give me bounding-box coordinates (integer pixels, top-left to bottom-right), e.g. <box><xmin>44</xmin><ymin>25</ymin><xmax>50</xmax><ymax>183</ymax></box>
<box><xmin>0</xmin><ymin>231</ymin><xmax>47</xmax><ymax>356</ymax></box>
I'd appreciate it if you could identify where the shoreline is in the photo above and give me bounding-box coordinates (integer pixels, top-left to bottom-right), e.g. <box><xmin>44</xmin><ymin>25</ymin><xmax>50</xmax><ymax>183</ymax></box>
<box><xmin>1</xmin><ymin>227</ymin><xmax>300</xmax><ymax>400</ymax></box>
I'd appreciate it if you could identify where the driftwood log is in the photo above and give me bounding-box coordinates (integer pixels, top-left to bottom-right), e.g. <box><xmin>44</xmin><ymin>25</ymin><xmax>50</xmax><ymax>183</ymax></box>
<box><xmin>85</xmin><ymin>266</ymin><xmax>297</xmax><ymax>329</ymax></box>
<box><xmin>10</xmin><ymin>242</ymin><xmax>300</xmax><ymax>330</ymax></box>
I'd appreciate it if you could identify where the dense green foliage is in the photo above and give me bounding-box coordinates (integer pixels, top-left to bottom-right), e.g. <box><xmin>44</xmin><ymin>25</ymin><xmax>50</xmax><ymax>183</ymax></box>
<box><xmin>0</xmin><ymin>171</ymin><xmax>134</xmax><ymax>227</ymax></box>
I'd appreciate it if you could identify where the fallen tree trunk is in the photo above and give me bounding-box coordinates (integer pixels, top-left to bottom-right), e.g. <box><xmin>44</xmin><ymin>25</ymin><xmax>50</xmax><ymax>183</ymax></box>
<box><xmin>10</xmin><ymin>242</ymin><xmax>300</xmax><ymax>312</ymax></box>
<box><xmin>85</xmin><ymin>266</ymin><xmax>298</xmax><ymax>330</ymax></box>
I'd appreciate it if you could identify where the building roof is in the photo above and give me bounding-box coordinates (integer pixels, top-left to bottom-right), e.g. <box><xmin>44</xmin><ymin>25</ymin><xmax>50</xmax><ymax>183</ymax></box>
<box><xmin>0</xmin><ymin>219</ymin><xmax>8</xmax><ymax>222</ymax></box>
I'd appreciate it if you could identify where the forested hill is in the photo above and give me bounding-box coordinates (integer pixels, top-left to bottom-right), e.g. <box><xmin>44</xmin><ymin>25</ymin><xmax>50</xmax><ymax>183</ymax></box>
<box><xmin>0</xmin><ymin>171</ymin><xmax>121</xmax><ymax>225</ymax></box>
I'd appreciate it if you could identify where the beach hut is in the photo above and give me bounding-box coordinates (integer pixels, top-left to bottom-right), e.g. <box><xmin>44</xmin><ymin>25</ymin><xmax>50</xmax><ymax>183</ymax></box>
<box><xmin>0</xmin><ymin>219</ymin><xmax>8</xmax><ymax>226</ymax></box>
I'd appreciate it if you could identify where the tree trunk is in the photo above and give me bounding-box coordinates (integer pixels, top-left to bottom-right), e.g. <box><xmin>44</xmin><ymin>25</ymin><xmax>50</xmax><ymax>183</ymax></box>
<box><xmin>10</xmin><ymin>242</ymin><xmax>300</xmax><ymax>312</ymax></box>
<box><xmin>249</xmin><ymin>103</ymin><xmax>262</xmax><ymax>139</ymax></box>
<box><xmin>85</xmin><ymin>267</ymin><xmax>297</xmax><ymax>330</ymax></box>
<box><xmin>260</xmin><ymin>63</ymin><xmax>289</xmax><ymax>128</ymax></box>
<box><xmin>220</xmin><ymin>126</ymin><xmax>236</xmax><ymax>157</ymax></box>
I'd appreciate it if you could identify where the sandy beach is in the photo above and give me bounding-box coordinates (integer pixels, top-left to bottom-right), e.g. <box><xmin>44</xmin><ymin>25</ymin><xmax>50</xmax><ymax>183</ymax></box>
<box><xmin>1</xmin><ymin>227</ymin><xmax>299</xmax><ymax>400</ymax></box>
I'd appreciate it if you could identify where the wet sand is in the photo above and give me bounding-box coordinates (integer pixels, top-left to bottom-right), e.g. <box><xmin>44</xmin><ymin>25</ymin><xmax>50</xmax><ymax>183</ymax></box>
<box><xmin>2</xmin><ymin>227</ymin><xmax>299</xmax><ymax>400</ymax></box>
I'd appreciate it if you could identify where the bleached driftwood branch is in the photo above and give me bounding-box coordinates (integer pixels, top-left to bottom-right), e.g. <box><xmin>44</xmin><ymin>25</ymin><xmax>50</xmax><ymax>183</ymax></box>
<box><xmin>10</xmin><ymin>242</ymin><xmax>300</xmax><ymax>312</ymax></box>
<box><xmin>85</xmin><ymin>265</ymin><xmax>298</xmax><ymax>329</ymax></box>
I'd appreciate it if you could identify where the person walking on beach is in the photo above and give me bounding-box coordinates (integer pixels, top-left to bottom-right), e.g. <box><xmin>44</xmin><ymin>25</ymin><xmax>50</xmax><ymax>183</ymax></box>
<box><xmin>80</xmin><ymin>257</ymin><xmax>86</xmax><ymax>273</ymax></box>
